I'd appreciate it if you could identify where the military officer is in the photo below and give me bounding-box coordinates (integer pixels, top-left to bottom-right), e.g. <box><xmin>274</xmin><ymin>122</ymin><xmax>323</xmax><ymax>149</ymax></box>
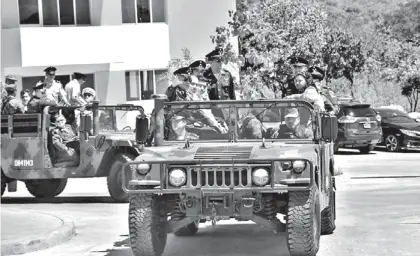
<box><xmin>165</xmin><ymin>67</ymin><xmax>191</xmax><ymax>102</ymax></box>
<box><xmin>65</xmin><ymin>72</ymin><xmax>87</xmax><ymax>106</ymax></box>
<box><xmin>309</xmin><ymin>66</ymin><xmax>339</xmax><ymax>113</ymax></box>
<box><xmin>203</xmin><ymin>48</ymin><xmax>236</xmax><ymax>100</ymax></box>
<box><xmin>41</xmin><ymin>66</ymin><xmax>70</xmax><ymax>106</ymax></box>
<box><xmin>189</xmin><ymin>60</ymin><xmax>207</xmax><ymax>77</ymax></box>
<box><xmin>1</xmin><ymin>75</ymin><xmax>25</xmax><ymax>115</ymax></box>
<box><xmin>27</xmin><ymin>82</ymin><xmax>57</xmax><ymax>113</ymax></box>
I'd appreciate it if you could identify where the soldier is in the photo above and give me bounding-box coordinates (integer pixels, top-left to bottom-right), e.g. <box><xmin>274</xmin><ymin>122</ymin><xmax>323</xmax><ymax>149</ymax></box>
<box><xmin>49</xmin><ymin>114</ymin><xmax>80</xmax><ymax>164</ymax></box>
<box><xmin>203</xmin><ymin>48</ymin><xmax>236</xmax><ymax>100</ymax></box>
<box><xmin>284</xmin><ymin>72</ymin><xmax>325</xmax><ymax>112</ymax></box>
<box><xmin>271</xmin><ymin>108</ymin><xmax>314</xmax><ymax>139</ymax></box>
<box><xmin>281</xmin><ymin>57</ymin><xmax>310</xmax><ymax>98</ymax></box>
<box><xmin>309</xmin><ymin>66</ymin><xmax>339</xmax><ymax>114</ymax></box>
<box><xmin>1</xmin><ymin>75</ymin><xmax>25</xmax><ymax>115</ymax></box>
<box><xmin>26</xmin><ymin>82</ymin><xmax>57</xmax><ymax>113</ymax></box>
<box><xmin>20</xmin><ymin>89</ymin><xmax>31</xmax><ymax>112</ymax></box>
<box><xmin>165</xmin><ymin>67</ymin><xmax>191</xmax><ymax>102</ymax></box>
<box><xmin>189</xmin><ymin>60</ymin><xmax>207</xmax><ymax>77</ymax></box>
<box><xmin>65</xmin><ymin>72</ymin><xmax>87</xmax><ymax>106</ymax></box>
<box><xmin>41</xmin><ymin>66</ymin><xmax>70</xmax><ymax>106</ymax></box>
<box><xmin>240</xmin><ymin>108</ymin><xmax>266</xmax><ymax>139</ymax></box>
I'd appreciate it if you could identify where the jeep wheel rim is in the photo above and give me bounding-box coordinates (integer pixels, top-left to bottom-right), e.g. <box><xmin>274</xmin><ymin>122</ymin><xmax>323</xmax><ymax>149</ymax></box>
<box><xmin>385</xmin><ymin>136</ymin><xmax>398</xmax><ymax>151</ymax></box>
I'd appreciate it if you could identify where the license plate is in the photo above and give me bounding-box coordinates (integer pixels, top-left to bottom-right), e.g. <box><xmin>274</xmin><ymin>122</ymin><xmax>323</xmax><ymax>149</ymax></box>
<box><xmin>363</xmin><ymin>123</ymin><xmax>371</xmax><ymax>129</ymax></box>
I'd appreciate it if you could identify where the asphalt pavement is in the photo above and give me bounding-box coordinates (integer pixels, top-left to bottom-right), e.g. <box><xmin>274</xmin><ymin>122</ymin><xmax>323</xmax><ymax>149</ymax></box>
<box><xmin>1</xmin><ymin>148</ymin><xmax>420</xmax><ymax>256</ymax></box>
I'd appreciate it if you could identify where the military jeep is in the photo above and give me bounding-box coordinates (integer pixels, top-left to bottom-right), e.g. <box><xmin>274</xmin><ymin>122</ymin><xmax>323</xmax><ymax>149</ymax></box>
<box><xmin>1</xmin><ymin>102</ymin><xmax>145</xmax><ymax>202</ymax></box>
<box><xmin>123</xmin><ymin>95</ymin><xmax>339</xmax><ymax>256</ymax></box>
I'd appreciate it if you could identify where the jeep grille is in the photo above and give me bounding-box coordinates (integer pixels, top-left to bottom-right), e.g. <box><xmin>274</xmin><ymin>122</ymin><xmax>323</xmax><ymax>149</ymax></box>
<box><xmin>194</xmin><ymin>146</ymin><xmax>253</xmax><ymax>160</ymax></box>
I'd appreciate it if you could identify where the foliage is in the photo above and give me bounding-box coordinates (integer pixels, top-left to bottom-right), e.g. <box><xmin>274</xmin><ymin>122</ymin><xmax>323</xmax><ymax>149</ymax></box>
<box><xmin>401</xmin><ymin>75</ymin><xmax>420</xmax><ymax>112</ymax></box>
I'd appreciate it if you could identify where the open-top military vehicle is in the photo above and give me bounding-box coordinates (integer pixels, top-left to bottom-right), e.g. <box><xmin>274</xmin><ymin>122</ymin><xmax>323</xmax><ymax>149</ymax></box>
<box><xmin>1</xmin><ymin>102</ymin><xmax>144</xmax><ymax>202</ymax></box>
<box><xmin>122</xmin><ymin>95</ymin><xmax>339</xmax><ymax>256</ymax></box>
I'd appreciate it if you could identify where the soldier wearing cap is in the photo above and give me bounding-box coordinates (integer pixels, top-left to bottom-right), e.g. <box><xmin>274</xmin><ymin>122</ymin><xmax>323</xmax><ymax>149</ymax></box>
<box><xmin>203</xmin><ymin>48</ymin><xmax>236</xmax><ymax>100</ymax></box>
<box><xmin>1</xmin><ymin>75</ymin><xmax>25</xmax><ymax>115</ymax></box>
<box><xmin>65</xmin><ymin>72</ymin><xmax>88</xmax><ymax>107</ymax></box>
<box><xmin>189</xmin><ymin>60</ymin><xmax>207</xmax><ymax>77</ymax></box>
<box><xmin>310</xmin><ymin>66</ymin><xmax>338</xmax><ymax>113</ymax></box>
<box><xmin>27</xmin><ymin>82</ymin><xmax>57</xmax><ymax>113</ymax></box>
<box><xmin>165</xmin><ymin>67</ymin><xmax>191</xmax><ymax>102</ymax></box>
<box><xmin>41</xmin><ymin>66</ymin><xmax>70</xmax><ymax>106</ymax></box>
<box><xmin>271</xmin><ymin>108</ymin><xmax>313</xmax><ymax>139</ymax></box>
<box><xmin>280</xmin><ymin>56</ymin><xmax>310</xmax><ymax>98</ymax></box>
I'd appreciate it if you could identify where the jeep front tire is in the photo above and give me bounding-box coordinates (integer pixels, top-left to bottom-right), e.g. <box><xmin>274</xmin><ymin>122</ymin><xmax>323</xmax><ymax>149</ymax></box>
<box><xmin>107</xmin><ymin>153</ymin><xmax>135</xmax><ymax>203</ymax></box>
<box><xmin>129</xmin><ymin>192</ymin><xmax>168</xmax><ymax>256</ymax></box>
<box><xmin>287</xmin><ymin>185</ymin><xmax>321</xmax><ymax>256</ymax></box>
<box><xmin>25</xmin><ymin>179</ymin><xmax>67</xmax><ymax>198</ymax></box>
<box><xmin>321</xmin><ymin>176</ymin><xmax>336</xmax><ymax>235</ymax></box>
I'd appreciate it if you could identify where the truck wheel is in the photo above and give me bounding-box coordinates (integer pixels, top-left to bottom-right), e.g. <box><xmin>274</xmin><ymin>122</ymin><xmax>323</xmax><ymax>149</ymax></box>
<box><xmin>107</xmin><ymin>153</ymin><xmax>135</xmax><ymax>203</ymax></box>
<box><xmin>359</xmin><ymin>144</ymin><xmax>374</xmax><ymax>154</ymax></box>
<box><xmin>321</xmin><ymin>175</ymin><xmax>336</xmax><ymax>235</ymax></box>
<box><xmin>25</xmin><ymin>179</ymin><xmax>67</xmax><ymax>198</ymax></box>
<box><xmin>287</xmin><ymin>185</ymin><xmax>321</xmax><ymax>256</ymax></box>
<box><xmin>129</xmin><ymin>192</ymin><xmax>168</xmax><ymax>256</ymax></box>
<box><xmin>174</xmin><ymin>220</ymin><xmax>199</xmax><ymax>236</ymax></box>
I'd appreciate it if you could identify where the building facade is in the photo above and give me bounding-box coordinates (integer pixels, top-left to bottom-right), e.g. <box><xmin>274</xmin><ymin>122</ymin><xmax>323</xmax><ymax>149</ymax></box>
<box><xmin>1</xmin><ymin>0</ymin><xmax>237</xmax><ymax>114</ymax></box>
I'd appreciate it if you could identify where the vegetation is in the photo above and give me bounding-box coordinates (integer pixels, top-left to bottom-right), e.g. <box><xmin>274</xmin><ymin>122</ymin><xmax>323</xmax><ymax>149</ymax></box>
<box><xmin>161</xmin><ymin>0</ymin><xmax>420</xmax><ymax>112</ymax></box>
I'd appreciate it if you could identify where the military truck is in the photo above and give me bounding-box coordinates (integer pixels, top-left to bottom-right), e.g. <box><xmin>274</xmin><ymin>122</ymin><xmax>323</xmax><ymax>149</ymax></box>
<box><xmin>122</xmin><ymin>95</ymin><xmax>339</xmax><ymax>256</ymax></box>
<box><xmin>1</xmin><ymin>103</ymin><xmax>145</xmax><ymax>202</ymax></box>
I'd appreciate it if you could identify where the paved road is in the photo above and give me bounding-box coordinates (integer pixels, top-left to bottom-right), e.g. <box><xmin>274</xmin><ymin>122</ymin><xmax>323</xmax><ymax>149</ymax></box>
<box><xmin>1</xmin><ymin>149</ymin><xmax>420</xmax><ymax>256</ymax></box>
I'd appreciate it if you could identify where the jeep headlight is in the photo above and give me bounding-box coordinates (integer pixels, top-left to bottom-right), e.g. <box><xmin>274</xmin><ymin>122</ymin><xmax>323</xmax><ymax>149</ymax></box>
<box><xmin>168</xmin><ymin>168</ymin><xmax>187</xmax><ymax>187</ymax></box>
<box><xmin>252</xmin><ymin>168</ymin><xmax>270</xmax><ymax>186</ymax></box>
<box><xmin>292</xmin><ymin>160</ymin><xmax>306</xmax><ymax>173</ymax></box>
<box><xmin>136</xmin><ymin>164</ymin><xmax>151</xmax><ymax>175</ymax></box>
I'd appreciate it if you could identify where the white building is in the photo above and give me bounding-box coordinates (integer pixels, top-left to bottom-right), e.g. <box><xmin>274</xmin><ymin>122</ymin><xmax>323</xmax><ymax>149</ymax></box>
<box><xmin>1</xmin><ymin>0</ymin><xmax>237</xmax><ymax>114</ymax></box>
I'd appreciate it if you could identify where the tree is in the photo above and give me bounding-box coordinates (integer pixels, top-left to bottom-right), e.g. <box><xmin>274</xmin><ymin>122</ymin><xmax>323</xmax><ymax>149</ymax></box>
<box><xmin>401</xmin><ymin>75</ymin><xmax>420</xmax><ymax>112</ymax></box>
<box><xmin>321</xmin><ymin>28</ymin><xmax>366</xmax><ymax>97</ymax></box>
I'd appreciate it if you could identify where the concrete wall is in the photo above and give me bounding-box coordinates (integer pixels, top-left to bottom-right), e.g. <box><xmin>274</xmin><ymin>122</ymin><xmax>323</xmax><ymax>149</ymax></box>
<box><xmin>166</xmin><ymin>0</ymin><xmax>237</xmax><ymax>60</ymax></box>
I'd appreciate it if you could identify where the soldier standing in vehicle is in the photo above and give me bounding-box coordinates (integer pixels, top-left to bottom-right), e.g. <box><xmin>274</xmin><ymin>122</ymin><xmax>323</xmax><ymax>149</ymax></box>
<box><xmin>49</xmin><ymin>114</ymin><xmax>80</xmax><ymax>164</ymax></box>
<box><xmin>27</xmin><ymin>82</ymin><xmax>57</xmax><ymax>113</ymax></box>
<box><xmin>1</xmin><ymin>75</ymin><xmax>25</xmax><ymax>115</ymax></box>
<box><xmin>309</xmin><ymin>66</ymin><xmax>338</xmax><ymax>114</ymax></box>
<box><xmin>65</xmin><ymin>72</ymin><xmax>87</xmax><ymax>106</ymax></box>
<box><xmin>203</xmin><ymin>48</ymin><xmax>236</xmax><ymax>100</ymax></box>
<box><xmin>189</xmin><ymin>60</ymin><xmax>207</xmax><ymax>77</ymax></box>
<box><xmin>41</xmin><ymin>66</ymin><xmax>70</xmax><ymax>106</ymax></box>
<box><xmin>281</xmin><ymin>57</ymin><xmax>310</xmax><ymax>98</ymax></box>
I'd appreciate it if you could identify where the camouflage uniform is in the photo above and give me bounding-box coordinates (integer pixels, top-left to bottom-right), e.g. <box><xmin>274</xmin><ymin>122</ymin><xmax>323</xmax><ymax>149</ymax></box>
<box><xmin>1</xmin><ymin>95</ymin><xmax>25</xmax><ymax>115</ymax></box>
<box><xmin>275</xmin><ymin>124</ymin><xmax>314</xmax><ymax>139</ymax></box>
<box><xmin>240</xmin><ymin>113</ymin><xmax>265</xmax><ymax>139</ymax></box>
<box><xmin>50</xmin><ymin>124</ymin><xmax>80</xmax><ymax>163</ymax></box>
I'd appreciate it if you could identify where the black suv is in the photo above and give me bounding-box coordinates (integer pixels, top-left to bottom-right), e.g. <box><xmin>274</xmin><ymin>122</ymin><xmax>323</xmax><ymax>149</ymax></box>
<box><xmin>374</xmin><ymin>108</ymin><xmax>420</xmax><ymax>152</ymax></box>
<box><xmin>335</xmin><ymin>102</ymin><xmax>382</xmax><ymax>154</ymax></box>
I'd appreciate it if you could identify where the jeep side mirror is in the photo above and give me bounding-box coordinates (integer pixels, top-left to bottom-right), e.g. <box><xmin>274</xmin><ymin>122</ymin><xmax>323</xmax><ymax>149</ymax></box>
<box><xmin>321</xmin><ymin>114</ymin><xmax>338</xmax><ymax>142</ymax></box>
<box><xmin>135</xmin><ymin>115</ymin><xmax>149</xmax><ymax>144</ymax></box>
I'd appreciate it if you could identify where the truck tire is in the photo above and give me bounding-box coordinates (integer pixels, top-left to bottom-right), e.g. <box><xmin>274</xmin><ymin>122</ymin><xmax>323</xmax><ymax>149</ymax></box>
<box><xmin>107</xmin><ymin>153</ymin><xmax>135</xmax><ymax>203</ymax></box>
<box><xmin>25</xmin><ymin>179</ymin><xmax>67</xmax><ymax>198</ymax></box>
<box><xmin>129</xmin><ymin>192</ymin><xmax>168</xmax><ymax>256</ymax></box>
<box><xmin>321</xmin><ymin>175</ymin><xmax>336</xmax><ymax>235</ymax></box>
<box><xmin>174</xmin><ymin>220</ymin><xmax>199</xmax><ymax>236</ymax></box>
<box><xmin>287</xmin><ymin>185</ymin><xmax>321</xmax><ymax>256</ymax></box>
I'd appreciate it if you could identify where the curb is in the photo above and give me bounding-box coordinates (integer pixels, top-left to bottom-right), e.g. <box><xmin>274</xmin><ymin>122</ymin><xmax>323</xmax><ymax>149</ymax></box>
<box><xmin>1</xmin><ymin>213</ymin><xmax>76</xmax><ymax>256</ymax></box>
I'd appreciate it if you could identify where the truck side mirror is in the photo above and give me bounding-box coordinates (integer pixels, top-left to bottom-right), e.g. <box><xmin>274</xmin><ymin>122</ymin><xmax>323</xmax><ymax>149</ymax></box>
<box><xmin>135</xmin><ymin>115</ymin><xmax>149</xmax><ymax>144</ymax></box>
<box><xmin>321</xmin><ymin>114</ymin><xmax>338</xmax><ymax>142</ymax></box>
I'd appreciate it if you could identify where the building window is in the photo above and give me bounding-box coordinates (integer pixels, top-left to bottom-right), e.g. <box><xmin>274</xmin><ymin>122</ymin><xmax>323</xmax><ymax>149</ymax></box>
<box><xmin>19</xmin><ymin>0</ymin><xmax>91</xmax><ymax>26</ymax></box>
<box><xmin>121</xmin><ymin>0</ymin><xmax>152</xmax><ymax>23</ymax></box>
<box><xmin>19</xmin><ymin>0</ymin><xmax>40</xmax><ymax>24</ymax></box>
<box><xmin>125</xmin><ymin>71</ymin><xmax>156</xmax><ymax>101</ymax></box>
<box><xmin>22</xmin><ymin>74</ymin><xmax>95</xmax><ymax>93</ymax></box>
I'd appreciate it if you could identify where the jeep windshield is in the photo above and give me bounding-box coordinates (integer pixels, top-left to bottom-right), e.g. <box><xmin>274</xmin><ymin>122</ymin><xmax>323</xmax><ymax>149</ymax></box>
<box><xmin>164</xmin><ymin>100</ymin><xmax>316</xmax><ymax>142</ymax></box>
<box><xmin>97</xmin><ymin>105</ymin><xmax>145</xmax><ymax>131</ymax></box>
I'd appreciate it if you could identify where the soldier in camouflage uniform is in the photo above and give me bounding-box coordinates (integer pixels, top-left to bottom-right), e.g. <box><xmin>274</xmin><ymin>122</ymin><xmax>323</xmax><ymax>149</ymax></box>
<box><xmin>271</xmin><ymin>108</ymin><xmax>314</xmax><ymax>139</ymax></box>
<box><xmin>27</xmin><ymin>82</ymin><xmax>57</xmax><ymax>113</ymax></box>
<box><xmin>1</xmin><ymin>75</ymin><xmax>25</xmax><ymax>115</ymax></box>
<box><xmin>49</xmin><ymin>114</ymin><xmax>80</xmax><ymax>164</ymax></box>
<box><xmin>240</xmin><ymin>108</ymin><xmax>266</xmax><ymax>139</ymax></box>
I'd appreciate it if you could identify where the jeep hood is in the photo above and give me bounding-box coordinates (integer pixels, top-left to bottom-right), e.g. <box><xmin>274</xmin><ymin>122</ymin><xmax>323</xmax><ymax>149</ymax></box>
<box><xmin>99</xmin><ymin>131</ymin><xmax>136</xmax><ymax>147</ymax></box>
<box><xmin>135</xmin><ymin>143</ymin><xmax>319</xmax><ymax>163</ymax></box>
